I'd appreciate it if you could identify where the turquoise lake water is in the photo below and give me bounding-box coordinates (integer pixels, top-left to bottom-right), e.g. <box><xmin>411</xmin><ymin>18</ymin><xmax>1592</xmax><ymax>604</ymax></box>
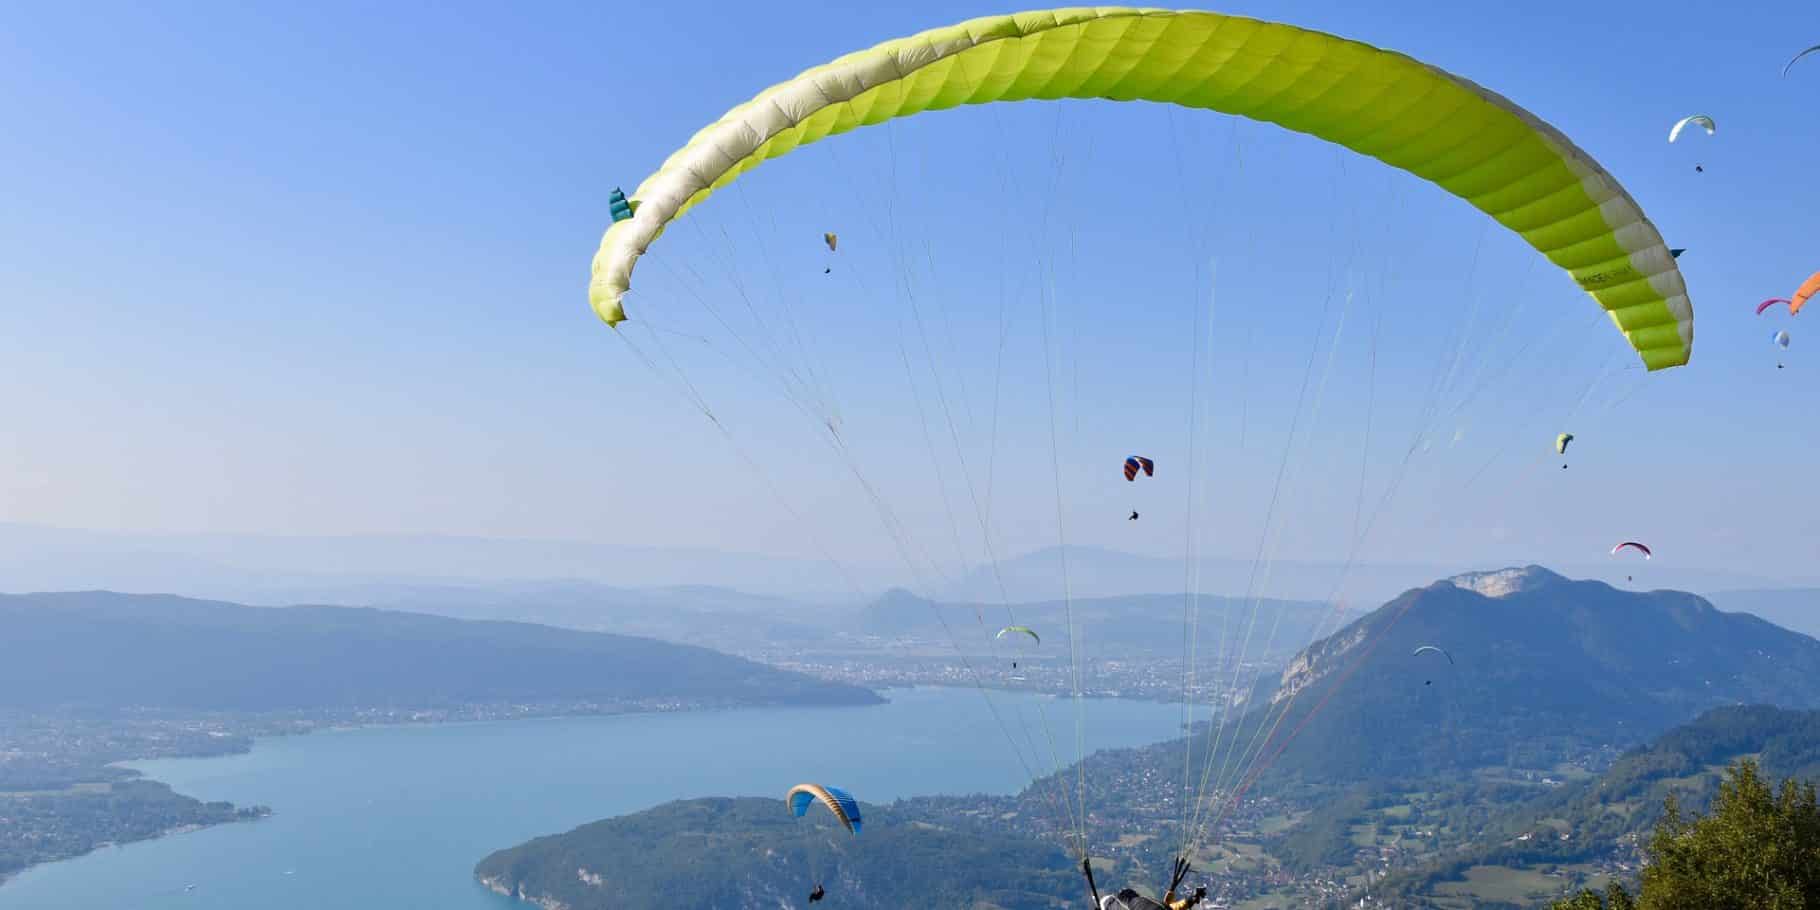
<box><xmin>2</xmin><ymin>688</ymin><xmax>1185</xmax><ymax>909</ymax></box>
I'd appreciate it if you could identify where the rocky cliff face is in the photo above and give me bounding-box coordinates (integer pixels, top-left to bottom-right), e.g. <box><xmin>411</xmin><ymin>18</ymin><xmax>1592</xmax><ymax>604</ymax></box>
<box><xmin>1446</xmin><ymin>565</ymin><xmax>1565</xmax><ymax>599</ymax></box>
<box><xmin>1271</xmin><ymin>620</ymin><xmax>1368</xmax><ymax>707</ymax></box>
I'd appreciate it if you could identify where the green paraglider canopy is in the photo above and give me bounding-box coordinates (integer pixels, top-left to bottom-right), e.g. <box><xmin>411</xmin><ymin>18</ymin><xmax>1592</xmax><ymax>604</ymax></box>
<box><xmin>590</xmin><ymin>7</ymin><xmax>1694</xmax><ymax>371</ymax></box>
<box><xmin>996</xmin><ymin>625</ymin><xmax>1040</xmax><ymax>646</ymax></box>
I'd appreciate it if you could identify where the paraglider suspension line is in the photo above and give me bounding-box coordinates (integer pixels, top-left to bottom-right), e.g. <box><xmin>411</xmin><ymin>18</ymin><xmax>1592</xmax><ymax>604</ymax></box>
<box><xmin>1081</xmin><ymin>857</ymin><xmax>1102</xmax><ymax>907</ymax></box>
<box><xmin>1165</xmin><ymin>856</ymin><xmax>1192</xmax><ymax>904</ymax></box>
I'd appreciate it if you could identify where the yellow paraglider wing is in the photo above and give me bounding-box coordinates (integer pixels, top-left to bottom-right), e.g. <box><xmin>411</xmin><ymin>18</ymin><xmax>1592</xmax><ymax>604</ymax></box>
<box><xmin>786</xmin><ymin>784</ymin><xmax>862</xmax><ymax>834</ymax></box>
<box><xmin>591</xmin><ymin>8</ymin><xmax>1692</xmax><ymax>371</ymax></box>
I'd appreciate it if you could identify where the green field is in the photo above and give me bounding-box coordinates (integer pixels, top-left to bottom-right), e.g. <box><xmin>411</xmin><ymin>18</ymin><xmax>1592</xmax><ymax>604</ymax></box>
<box><xmin>1432</xmin><ymin>864</ymin><xmax>1570</xmax><ymax>905</ymax></box>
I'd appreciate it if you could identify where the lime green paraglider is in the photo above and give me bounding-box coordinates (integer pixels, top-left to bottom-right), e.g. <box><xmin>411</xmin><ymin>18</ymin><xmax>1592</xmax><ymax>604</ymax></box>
<box><xmin>590</xmin><ymin>8</ymin><xmax>1693</xmax><ymax>370</ymax></box>
<box><xmin>996</xmin><ymin>625</ymin><xmax>1041</xmax><ymax>645</ymax></box>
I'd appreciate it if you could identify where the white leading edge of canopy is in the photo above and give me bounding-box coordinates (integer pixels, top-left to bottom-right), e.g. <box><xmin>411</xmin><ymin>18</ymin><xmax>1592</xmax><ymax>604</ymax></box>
<box><xmin>590</xmin><ymin>9</ymin><xmax>1693</xmax><ymax>368</ymax></box>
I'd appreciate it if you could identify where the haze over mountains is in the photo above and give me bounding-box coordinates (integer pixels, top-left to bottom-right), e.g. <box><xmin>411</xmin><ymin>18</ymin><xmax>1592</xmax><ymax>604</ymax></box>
<box><xmin>935</xmin><ymin>547</ymin><xmax>1793</xmax><ymax>612</ymax></box>
<box><xmin>5</xmin><ymin>560</ymin><xmax>1812</xmax><ymax>722</ymax></box>
<box><xmin>0</xmin><ymin>522</ymin><xmax>863</xmax><ymax>604</ymax></box>
<box><xmin>4</xmin><ymin>522</ymin><xmax>1807</xmax><ymax>612</ymax></box>
<box><xmin>864</xmin><ymin>588</ymin><xmax>1346</xmax><ymax>661</ymax></box>
<box><xmin>0</xmin><ymin>591</ymin><xmax>875</xmax><ymax>712</ymax></box>
<box><xmin>1704</xmin><ymin>587</ymin><xmax>1820</xmax><ymax>641</ymax></box>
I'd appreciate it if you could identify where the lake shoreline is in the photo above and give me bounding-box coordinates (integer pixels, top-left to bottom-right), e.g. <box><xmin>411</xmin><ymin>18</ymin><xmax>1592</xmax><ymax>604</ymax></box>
<box><xmin>2</xmin><ymin>692</ymin><xmax>887</xmax><ymax>891</ymax></box>
<box><xmin>3</xmin><ymin>685</ymin><xmax>1119</xmax><ymax>890</ymax></box>
<box><xmin>4</xmin><ymin>689</ymin><xmax>1189</xmax><ymax>909</ymax></box>
<box><xmin>0</xmin><ymin>799</ymin><xmax>272</xmax><ymax>891</ymax></box>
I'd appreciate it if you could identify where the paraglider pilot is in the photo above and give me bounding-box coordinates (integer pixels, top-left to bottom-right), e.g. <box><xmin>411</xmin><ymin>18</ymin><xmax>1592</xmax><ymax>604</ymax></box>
<box><xmin>1100</xmin><ymin>887</ymin><xmax>1207</xmax><ymax>910</ymax></box>
<box><xmin>787</xmin><ymin>785</ymin><xmax>859</xmax><ymax>905</ymax></box>
<box><xmin>1084</xmin><ymin>857</ymin><xmax>1207</xmax><ymax>910</ymax></box>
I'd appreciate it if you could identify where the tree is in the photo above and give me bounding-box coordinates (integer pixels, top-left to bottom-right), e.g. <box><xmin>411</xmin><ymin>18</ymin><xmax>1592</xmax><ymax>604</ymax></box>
<box><xmin>1549</xmin><ymin>883</ymin><xmax>1637</xmax><ymax>910</ymax></box>
<box><xmin>1638</xmin><ymin>759</ymin><xmax>1820</xmax><ymax>908</ymax></box>
<box><xmin>1550</xmin><ymin>759</ymin><xmax>1820</xmax><ymax>910</ymax></box>
<box><xmin>1551</xmin><ymin>890</ymin><xmax>1604</xmax><ymax>910</ymax></box>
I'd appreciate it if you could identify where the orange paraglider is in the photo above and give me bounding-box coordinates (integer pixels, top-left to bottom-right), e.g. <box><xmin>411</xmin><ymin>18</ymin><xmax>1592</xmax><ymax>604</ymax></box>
<box><xmin>1792</xmin><ymin>270</ymin><xmax>1820</xmax><ymax>315</ymax></box>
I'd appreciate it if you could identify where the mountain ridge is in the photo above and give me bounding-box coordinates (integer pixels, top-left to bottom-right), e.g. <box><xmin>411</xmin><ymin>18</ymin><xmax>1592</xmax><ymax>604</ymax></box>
<box><xmin>1251</xmin><ymin>566</ymin><xmax>1820</xmax><ymax>783</ymax></box>
<box><xmin>0</xmin><ymin>590</ymin><xmax>878</xmax><ymax>712</ymax></box>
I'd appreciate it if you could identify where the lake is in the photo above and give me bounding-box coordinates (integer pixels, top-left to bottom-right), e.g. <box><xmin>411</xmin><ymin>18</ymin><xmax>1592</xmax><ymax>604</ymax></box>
<box><xmin>2</xmin><ymin>688</ymin><xmax>1186</xmax><ymax>909</ymax></box>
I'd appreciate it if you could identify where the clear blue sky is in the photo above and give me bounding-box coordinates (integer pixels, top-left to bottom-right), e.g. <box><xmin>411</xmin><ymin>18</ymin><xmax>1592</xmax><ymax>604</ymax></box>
<box><xmin>3</xmin><ymin>0</ymin><xmax>1816</xmax><ymax>590</ymax></box>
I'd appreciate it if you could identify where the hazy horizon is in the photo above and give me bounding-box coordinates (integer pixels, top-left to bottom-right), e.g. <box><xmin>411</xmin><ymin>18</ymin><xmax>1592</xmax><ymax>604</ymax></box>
<box><xmin>1</xmin><ymin>520</ymin><xmax>1809</xmax><ymax>611</ymax></box>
